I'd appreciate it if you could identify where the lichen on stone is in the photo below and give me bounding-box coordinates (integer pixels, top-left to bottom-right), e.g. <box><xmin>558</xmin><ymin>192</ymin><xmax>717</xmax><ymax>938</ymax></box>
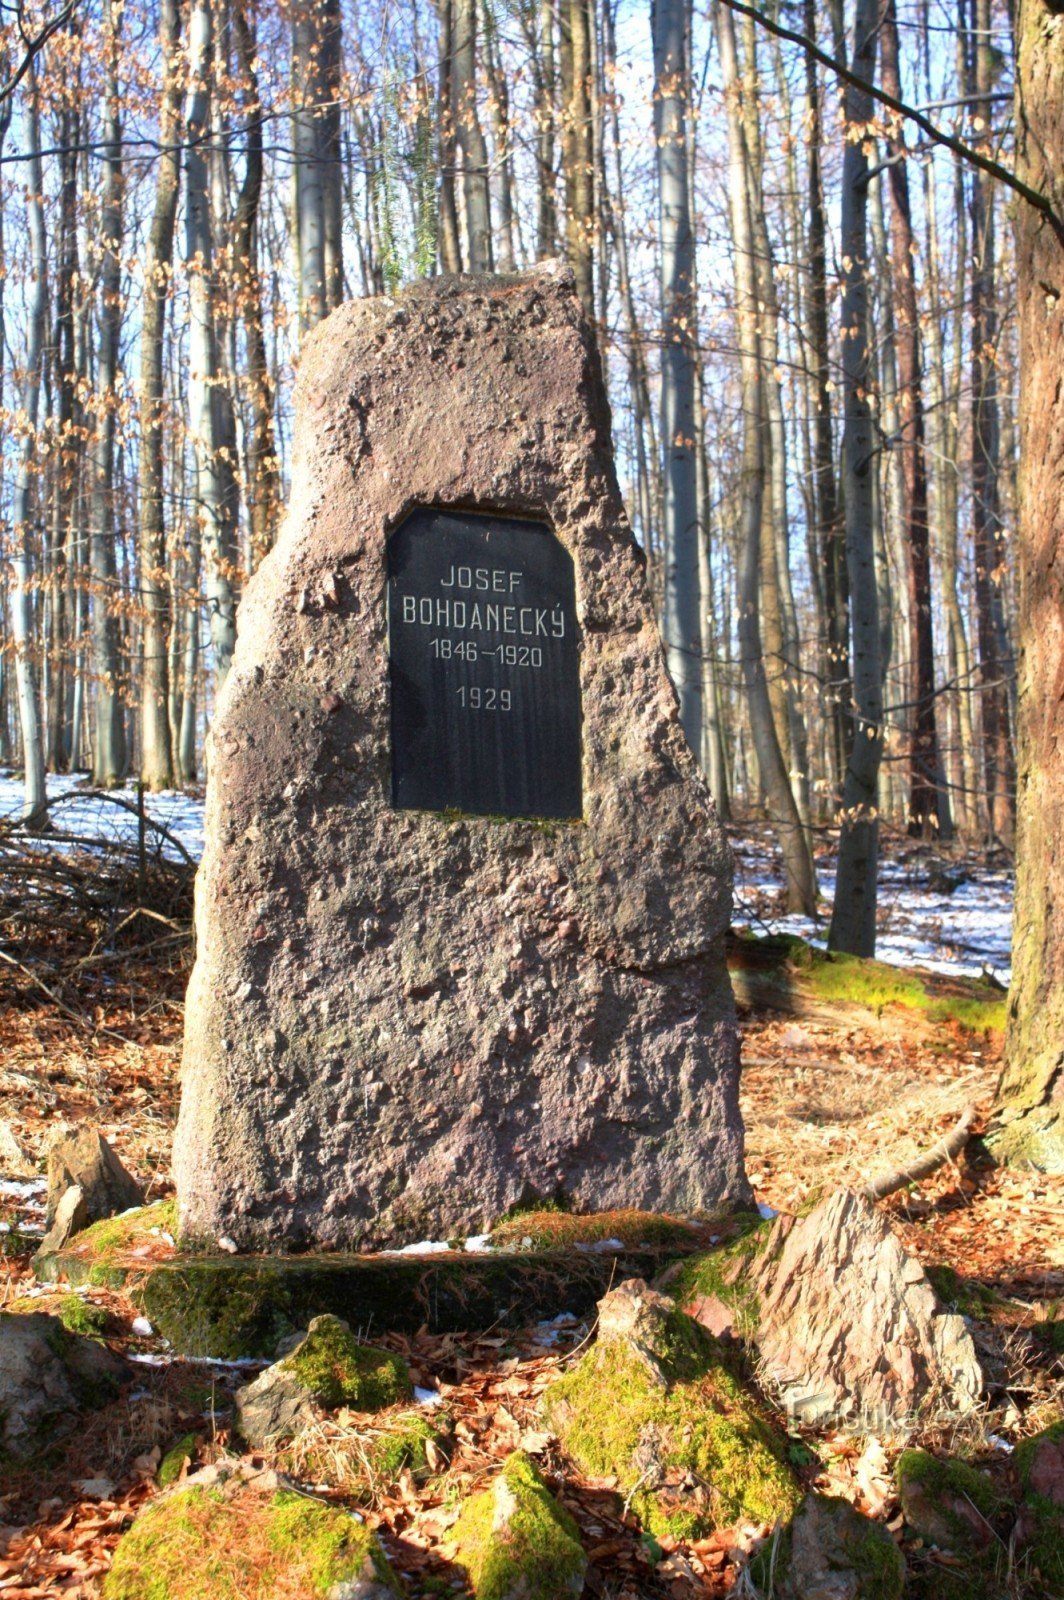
<box><xmin>449</xmin><ymin>1450</ymin><xmax>586</xmax><ymax>1600</ymax></box>
<box><xmin>542</xmin><ymin>1280</ymin><xmax>799</xmax><ymax>1541</ymax></box>
<box><xmin>101</xmin><ymin>1483</ymin><xmax>401</xmax><ymax>1599</ymax></box>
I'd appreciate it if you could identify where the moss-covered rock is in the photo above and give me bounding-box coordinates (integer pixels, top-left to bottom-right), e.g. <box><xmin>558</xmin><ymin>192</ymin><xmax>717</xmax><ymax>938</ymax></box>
<box><xmin>1015</xmin><ymin>1419</ymin><xmax>1064</xmax><ymax>1590</ymax></box>
<box><xmin>489</xmin><ymin>1208</ymin><xmax>707</xmax><ymax>1252</ymax></box>
<box><xmin>236</xmin><ymin>1316</ymin><xmax>411</xmax><ymax>1448</ymax></box>
<box><xmin>34</xmin><ymin>1199</ymin><xmax>177</xmax><ymax>1289</ymax></box>
<box><xmin>101</xmin><ymin>1480</ymin><xmax>402</xmax><ymax>1598</ymax></box>
<box><xmin>7</xmin><ymin>1292</ymin><xmax>114</xmax><ymax>1339</ymax></box>
<box><xmin>748</xmin><ymin>1493</ymin><xmax>904</xmax><ymax>1600</ymax></box>
<box><xmin>542</xmin><ymin>1279</ymin><xmax>800</xmax><ymax>1541</ymax></box>
<box><xmin>158</xmin><ymin>1433</ymin><xmax>200</xmax><ymax>1488</ymax></box>
<box><xmin>668</xmin><ymin>1221</ymin><xmax>773</xmax><ymax>1340</ymax></box>
<box><xmin>896</xmin><ymin>1448</ymin><xmax>1004</xmax><ymax>1551</ymax></box>
<box><xmin>449</xmin><ymin>1451</ymin><xmax>586</xmax><ymax>1600</ymax></box>
<box><xmin>0</xmin><ymin>1311</ymin><xmax>129</xmax><ymax>1460</ymax></box>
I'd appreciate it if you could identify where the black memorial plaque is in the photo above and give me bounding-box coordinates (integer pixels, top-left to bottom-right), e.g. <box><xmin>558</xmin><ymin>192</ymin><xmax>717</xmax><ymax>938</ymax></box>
<box><xmin>388</xmin><ymin>507</ymin><xmax>582</xmax><ymax>819</ymax></box>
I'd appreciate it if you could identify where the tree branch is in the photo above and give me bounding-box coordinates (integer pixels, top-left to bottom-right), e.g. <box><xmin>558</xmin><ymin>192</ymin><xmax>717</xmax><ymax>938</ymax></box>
<box><xmin>862</xmin><ymin>1105</ymin><xmax>976</xmax><ymax>1202</ymax></box>
<box><xmin>716</xmin><ymin>0</ymin><xmax>1064</xmax><ymax>245</ymax></box>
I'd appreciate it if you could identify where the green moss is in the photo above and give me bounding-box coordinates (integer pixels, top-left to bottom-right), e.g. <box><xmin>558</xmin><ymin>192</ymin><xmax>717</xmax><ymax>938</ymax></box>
<box><xmin>158</xmin><ymin>1434</ymin><xmax>199</xmax><ymax>1488</ymax></box>
<box><xmin>101</xmin><ymin>1485</ymin><xmax>400</xmax><ymax>1600</ymax></box>
<box><xmin>670</xmin><ymin>1225</ymin><xmax>773</xmax><ymax>1340</ymax></box>
<box><xmin>364</xmin><ymin>1411</ymin><xmax>442</xmax><ymax>1482</ymax></box>
<box><xmin>55</xmin><ymin>1294</ymin><xmax>112</xmax><ymax>1338</ymax></box>
<box><xmin>897</xmin><ymin>1448</ymin><xmax>1001</xmax><ymax>1522</ymax></box>
<box><xmin>451</xmin><ymin>1450</ymin><xmax>586</xmax><ymax>1600</ymax></box>
<box><xmin>1014</xmin><ymin>1421</ymin><xmax>1064</xmax><ymax>1588</ymax></box>
<box><xmin>925</xmin><ymin>1266</ymin><xmax>1004</xmax><ymax>1320</ymax></box>
<box><xmin>283</xmin><ymin>1315</ymin><xmax>411</xmax><ymax>1411</ymax></box>
<box><xmin>543</xmin><ymin>1307</ymin><xmax>800</xmax><ymax>1540</ymax></box>
<box><xmin>491</xmin><ymin>1208</ymin><xmax>700</xmax><ymax>1252</ymax></box>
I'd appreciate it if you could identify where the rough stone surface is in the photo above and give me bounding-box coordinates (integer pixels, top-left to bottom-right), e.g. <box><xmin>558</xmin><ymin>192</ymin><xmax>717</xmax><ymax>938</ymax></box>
<box><xmin>895</xmin><ymin>1450</ymin><xmax>999</xmax><ymax>1551</ymax></box>
<box><xmin>34</xmin><ymin>1184</ymin><xmax>89</xmax><ymax>1263</ymax></box>
<box><xmin>45</xmin><ymin>1127</ymin><xmax>142</xmax><ymax>1229</ymax></box>
<box><xmin>751</xmin><ymin>1493</ymin><xmax>905</xmax><ymax>1600</ymax></box>
<box><xmin>174</xmin><ymin>265</ymin><xmax>747</xmax><ymax>1249</ymax></box>
<box><xmin>686</xmin><ymin>1190</ymin><xmax>984</xmax><ymax>1428</ymax></box>
<box><xmin>0</xmin><ymin>1120</ymin><xmax>34</xmax><ymax>1178</ymax></box>
<box><xmin>0</xmin><ymin>1311</ymin><xmax>129</xmax><ymax>1459</ymax></box>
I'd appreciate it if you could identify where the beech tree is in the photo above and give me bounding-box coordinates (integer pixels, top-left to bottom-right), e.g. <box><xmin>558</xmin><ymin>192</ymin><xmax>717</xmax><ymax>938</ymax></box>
<box><xmin>991</xmin><ymin>0</ymin><xmax>1064</xmax><ymax>1172</ymax></box>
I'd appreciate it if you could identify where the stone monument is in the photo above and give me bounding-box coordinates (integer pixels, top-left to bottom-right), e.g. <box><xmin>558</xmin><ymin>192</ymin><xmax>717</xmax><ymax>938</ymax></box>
<box><xmin>174</xmin><ymin>264</ymin><xmax>750</xmax><ymax>1249</ymax></box>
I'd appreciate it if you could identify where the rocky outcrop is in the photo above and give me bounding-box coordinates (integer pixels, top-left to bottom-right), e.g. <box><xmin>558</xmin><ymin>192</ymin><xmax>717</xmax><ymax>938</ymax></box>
<box><xmin>681</xmin><ymin>1190</ymin><xmax>984</xmax><ymax>1427</ymax></box>
<box><xmin>449</xmin><ymin>1451</ymin><xmax>586</xmax><ymax>1600</ymax></box>
<box><xmin>236</xmin><ymin>1314</ymin><xmax>410</xmax><ymax>1447</ymax></box>
<box><xmin>0</xmin><ymin>1310</ymin><xmax>128</xmax><ymax>1459</ymax></box>
<box><xmin>173</xmin><ymin>264</ymin><xmax>747</xmax><ymax>1251</ymax></box>
<box><xmin>542</xmin><ymin>1279</ymin><xmax>800</xmax><ymax>1540</ymax></box>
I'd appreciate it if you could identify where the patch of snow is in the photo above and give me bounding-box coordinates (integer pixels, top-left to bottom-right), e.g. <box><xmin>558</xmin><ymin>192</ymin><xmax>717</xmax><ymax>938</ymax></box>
<box><xmin>0</xmin><ymin>769</ymin><xmax>205</xmax><ymax>864</ymax></box>
<box><xmin>414</xmin><ymin>1385</ymin><xmax>445</xmax><ymax>1407</ymax></box>
<box><xmin>131</xmin><ymin>1316</ymin><xmax>154</xmax><ymax>1337</ymax></box>
<box><xmin>382</xmin><ymin>1239</ymin><xmax>452</xmax><ymax>1255</ymax></box>
<box><xmin>463</xmin><ymin>1234</ymin><xmax>492</xmax><ymax>1253</ymax></box>
<box><xmin>757</xmin><ymin>1203</ymin><xmax>779</xmax><ymax>1220</ymax></box>
<box><xmin>575</xmin><ymin>1237</ymin><xmax>625</xmax><ymax>1253</ymax></box>
<box><xmin>0</xmin><ymin>1179</ymin><xmax>46</xmax><ymax>1198</ymax></box>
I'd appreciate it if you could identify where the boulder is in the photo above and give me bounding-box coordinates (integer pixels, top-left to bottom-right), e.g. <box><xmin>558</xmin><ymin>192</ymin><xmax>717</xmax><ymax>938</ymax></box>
<box><xmin>0</xmin><ymin>1120</ymin><xmax>34</xmax><ymax>1178</ymax></box>
<box><xmin>542</xmin><ymin>1279</ymin><xmax>800</xmax><ymax>1541</ymax></box>
<box><xmin>1015</xmin><ymin>1418</ymin><xmax>1064</xmax><ymax>1590</ymax></box>
<box><xmin>236</xmin><ymin>1314</ymin><xmax>410</xmax><ymax>1447</ymax></box>
<box><xmin>896</xmin><ymin>1449</ymin><xmax>1001</xmax><ymax>1551</ymax></box>
<box><xmin>0</xmin><ymin>1311</ymin><xmax>128</xmax><ymax>1460</ymax></box>
<box><xmin>173</xmin><ymin>264</ymin><xmax>748</xmax><ymax>1252</ymax></box>
<box><xmin>34</xmin><ymin>1184</ymin><xmax>89</xmax><ymax>1261</ymax></box>
<box><xmin>101</xmin><ymin>1469</ymin><xmax>402</xmax><ymax>1599</ymax></box>
<box><xmin>748</xmin><ymin>1493</ymin><xmax>904</xmax><ymax>1600</ymax></box>
<box><xmin>680</xmin><ymin>1190</ymin><xmax>984</xmax><ymax>1427</ymax></box>
<box><xmin>449</xmin><ymin>1451</ymin><xmax>586</xmax><ymax>1600</ymax></box>
<box><xmin>45</xmin><ymin>1127</ymin><xmax>142</xmax><ymax>1229</ymax></box>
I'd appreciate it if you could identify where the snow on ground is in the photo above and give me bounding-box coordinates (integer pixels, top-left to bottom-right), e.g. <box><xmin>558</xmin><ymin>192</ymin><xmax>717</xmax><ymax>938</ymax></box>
<box><xmin>0</xmin><ymin>769</ymin><xmax>204</xmax><ymax>864</ymax></box>
<box><xmin>731</xmin><ymin>830</ymin><xmax>1013</xmax><ymax>985</ymax></box>
<box><xmin>0</xmin><ymin>771</ymin><xmax>1012</xmax><ymax>983</ymax></box>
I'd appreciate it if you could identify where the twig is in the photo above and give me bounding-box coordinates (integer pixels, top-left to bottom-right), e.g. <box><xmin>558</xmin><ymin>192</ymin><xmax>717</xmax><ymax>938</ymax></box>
<box><xmin>862</xmin><ymin>1106</ymin><xmax>976</xmax><ymax>1202</ymax></box>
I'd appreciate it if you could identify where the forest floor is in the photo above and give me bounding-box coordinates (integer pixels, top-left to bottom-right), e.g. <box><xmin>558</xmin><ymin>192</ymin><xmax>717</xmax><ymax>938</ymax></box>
<box><xmin>0</xmin><ymin>792</ymin><xmax>1060</xmax><ymax>1597</ymax></box>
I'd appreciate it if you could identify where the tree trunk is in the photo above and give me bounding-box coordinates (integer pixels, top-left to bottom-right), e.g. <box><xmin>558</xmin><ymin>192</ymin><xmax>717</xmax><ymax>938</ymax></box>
<box><xmin>990</xmin><ymin>0</ymin><xmax>1064</xmax><ymax>1171</ymax></box>
<box><xmin>716</xmin><ymin>0</ymin><xmax>815</xmax><ymax>916</ymax></box>
<box><xmin>453</xmin><ymin>0</ymin><xmax>493</xmax><ymax>271</ymax></box>
<box><xmin>293</xmin><ymin>0</ymin><xmax>327</xmax><ymax>330</ymax></box>
<box><xmin>653</xmin><ymin>0</ymin><xmax>701</xmax><ymax>754</ymax></box>
<box><xmin>435</xmin><ymin>0</ymin><xmax>463</xmax><ymax>273</ymax></box>
<box><xmin>89</xmin><ymin>0</ymin><xmax>127</xmax><ymax>785</ymax></box>
<box><xmin>561</xmin><ymin>0</ymin><xmax>594</xmax><ymax>314</ymax></box>
<box><xmin>185</xmin><ymin>0</ymin><xmax>239</xmax><ymax>688</ymax></box>
<box><xmin>139</xmin><ymin>0</ymin><xmax>183</xmax><ymax>791</ymax></box>
<box><xmin>879</xmin><ymin>0</ymin><xmax>946</xmax><ymax>839</ymax></box>
<box><xmin>9</xmin><ymin>69</ymin><xmax>48</xmax><ymax>826</ymax></box>
<box><xmin>828</xmin><ymin>0</ymin><xmax>883</xmax><ymax>957</ymax></box>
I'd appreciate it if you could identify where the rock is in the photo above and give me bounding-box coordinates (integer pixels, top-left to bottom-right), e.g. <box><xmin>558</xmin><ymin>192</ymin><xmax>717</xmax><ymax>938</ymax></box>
<box><xmin>236</xmin><ymin>1314</ymin><xmax>411</xmax><ymax>1447</ymax></box>
<box><xmin>449</xmin><ymin>1450</ymin><xmax>586</xmax><ymax>1600</ymax></box>
<box><xmin>45</xmin><ymin>1127</ymin><xmax>142</xmax><ymax>1230</ymax></box>
<box><xmin>34</xmin><ymin>1184</ymin><xmax>89</xmax><ymax>1262</ymax></box>
<box><xmin>0</xmin><ymin>1311</ymin><xmax>128</xmax><ymax>1460</ymax></box>
<box><xmin>101</xmin><ymin>1478</ymin><xmax>401</xmax><ymax>1599</ymax></box>
<box><xmin>74</xmin><ymin>1477</ymin><xmax>116</xmax><ymax>1500</ymax></box>
<box><xmin>0</xmin><ymin>1120</ymin><xmax>34</xmax><ymax>1178</ymax></box>
<box><xmin>542</xmin><ymin>1279</ymin><xmax>800</xmax><ymax>1541</ymax></box>
<box><xmin>173</xmin><ymin>264</ymin><xmax>747</xmax><ymax>1252</ymax></box>
<box><xmin>749</xmin><ymin>1493</ymin><xmax>905</xmax><ymax>1600</ymax></box>
<box><xmin>1015</xmin><ymin>1419</ymin><xmax>1064</xmax><ymax>1589</ymax></box>
<box><xmin>896</xmin><ymin>1449</ymin><xmax>1001</xmax><ymax>1550</ymax></box>
<box><xmin>682</xmin><ymin>1190</ymin><xmax>984</xmax><ymax>1427</ymax></box>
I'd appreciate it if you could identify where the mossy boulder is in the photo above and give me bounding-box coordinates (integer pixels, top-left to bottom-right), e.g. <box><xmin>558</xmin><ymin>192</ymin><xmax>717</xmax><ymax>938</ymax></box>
<box><xmin>101</xmin><ymin>1477</ymin><xmax>402</xmax><ymax>1598</ymax></box>
<box><xmin>449</xmin><ymin>1451</ymin><xmax>586</xmax><ymax>1600</ymax></box>
<box><xmin>489</xmin><ymin>1208</ymin><xmax>706</xmax><ymax>1252</ymax></box>
<box><xmin>1015</xmin><ymin>1419</ymin><xmax>1064</xmax><ymax>1590</ymax></box>
<box><xmin>542</xmin><ymin>1279</ymin><xmax>800</xmax><ymax>1541</ymax></box>
<box><xmin>896</xmin><ymin>1449</ymin><xmax>1003</xmax><ymax>1550</ymax></box>
<box><xmin>748</xmin><ymin>1493</ymin><xmax>904</xmax><ymax>1600</ymax></box>
<box><xmin>236</xmin><ymin>1315</ymin><xmax>411</xmax><ymax>1447</ymax></box>
<box><xmin>158</xmin><ymin>1433</ymin><xmax>200</xmax><ymax>1488</ymax></box>
<box><xmin>34</xmin><ymin>1199</ymin><xmax>177</xmax><ymax>1289</ymax></box>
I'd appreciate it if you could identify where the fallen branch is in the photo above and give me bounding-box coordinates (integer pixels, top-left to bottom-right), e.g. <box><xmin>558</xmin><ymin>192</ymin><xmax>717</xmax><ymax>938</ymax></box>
<box><xmin>862</xmin><ymin>1106</ymin><xmax>977</xmax><ymax>1202</ymax></box>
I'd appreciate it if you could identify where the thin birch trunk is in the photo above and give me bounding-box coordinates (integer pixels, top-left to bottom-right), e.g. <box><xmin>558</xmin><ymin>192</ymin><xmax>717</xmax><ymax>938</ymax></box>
<box><xmin>561</xmin><ymin>0</ymin><xmax>594</xmax><ymax>314</ymax></box>
<box><xmin>436</xmin><ymin>0</ymin><xmax>463</xmax><ymax>273</ymax></box>
<box><xmin>453</xmin><ymin>0</ymin><xmax>493</xmax><ymax>272</ymax></box>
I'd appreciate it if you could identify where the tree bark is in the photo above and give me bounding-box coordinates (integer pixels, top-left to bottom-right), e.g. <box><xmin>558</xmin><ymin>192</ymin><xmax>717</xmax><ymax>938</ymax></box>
<box><xmin>139</xmin><ymin>0</ymin><xmax>183</xmax><ymax>791</ymax></box>
<box><xmin>561</xmin><ymin>0</ymin><xmax>594</xmax><ymax>314</ymax></box>
<box><xmin>828</xmin><ymin>0</ymin><xmax>883</xmax><ymax>957</ymax></box>
<box><xmin>990</xmin><ymin>0</ymin><xmax>1064</xmax><ymax>1171</ymax></box>
<box><xmin>435</xmin><ymin>0</ymin><xmax>463</xmax><ymax>274</ymax></box>
<box><xmin>653</xmin><ymin>0</ymin><xmax>701</xmax><ymax>753</ymax></box>
<box><xmin>453</xmin><ymin>0</ymin><xmax>494</xmax><ymax>271</ymax></box>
